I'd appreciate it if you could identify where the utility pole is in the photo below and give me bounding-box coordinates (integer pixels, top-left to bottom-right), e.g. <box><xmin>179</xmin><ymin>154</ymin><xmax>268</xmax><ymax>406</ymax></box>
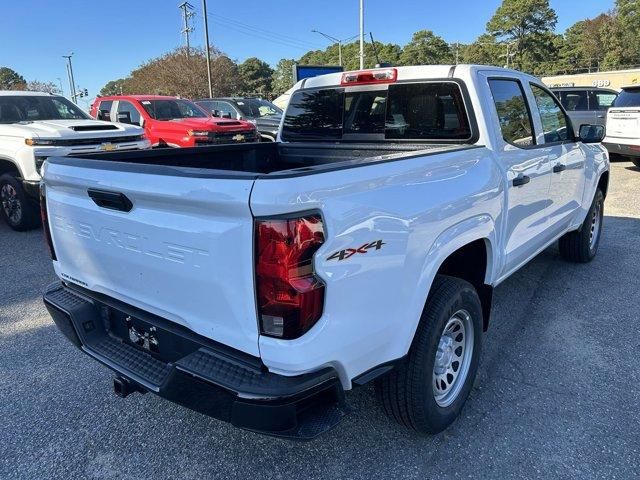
<box><xmin>202</xmin><ymin>0</ymin><xmax>213</xmax><ymax>97</ymax></box>
<box><xmin>56</xmin><ymin>77</ymin><xmax>64</xmax><ymax>96</ymax></box>
<box><xmin>455</xmin><ymin>42</ymin><xmax>460</xmax><ymax>65</ymax></box>
<box><xmin>62</xmin><ymin>54</ymin><xmax>77</xmax><ymax>103</ymax></box>
<box><xmin>179</xmin><ymin>2</ymin><xmax>195</xmax><ymax>58</ymax></box>
<box><xmin>359</xmin><ymin>0</ymin><xmax>365</xmax><ymax>69</ymax></box>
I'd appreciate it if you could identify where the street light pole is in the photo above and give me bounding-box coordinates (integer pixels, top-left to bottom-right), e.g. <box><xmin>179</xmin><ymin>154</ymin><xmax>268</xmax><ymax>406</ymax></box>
<box><xmin>202</xmin><ymin>0</ymin><xmax>213</xmax><ymax>97</ymax></box>
<box><xmin>62</xmin><ymin>54</ymin><xmax>77</xmax><ymax>103</ymax></box>
<box><xmin>359</xmin><ymin>0</ymin><xmax>365</xmax><ymax>69</ymax></box>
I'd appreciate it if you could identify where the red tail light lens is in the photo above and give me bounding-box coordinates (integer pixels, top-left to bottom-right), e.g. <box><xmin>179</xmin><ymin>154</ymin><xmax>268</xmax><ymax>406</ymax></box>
<box><xmin>341</xmin><ymin>68</ymin><xmax>397</xmax><ymax>86</ymax></box>
<box><xmin>255</xmin><ymin>214</ymin><xmax>325</xmax><ymax>339</ymax></box>
<box><xmin>40</xmin><ymin>183</ymin><xmax>57</xmax><ymax>261</ymax></box>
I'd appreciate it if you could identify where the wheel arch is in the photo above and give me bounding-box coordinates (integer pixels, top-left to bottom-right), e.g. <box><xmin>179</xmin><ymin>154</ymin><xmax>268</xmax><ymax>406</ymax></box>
<box><xmin>0</xmin><ymin>157</ymin><xmax>22</xmax><ymax>179</ymax></box>
<box><xmin>597</xmin><ymin>170</ymin><xmax>609</xmax><ymax>198</ymax></box>
<box><xmin>415</xmin><ymin>215</ymin><xmax>497</xmax><ymax>336</ymax></box>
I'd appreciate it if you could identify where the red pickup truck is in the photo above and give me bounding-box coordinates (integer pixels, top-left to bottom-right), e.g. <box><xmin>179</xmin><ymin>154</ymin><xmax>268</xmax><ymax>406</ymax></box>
<box><xmin>90</xmin><ymin>95</ymin><xmax>258</xmax><ymax>147</ymax></box>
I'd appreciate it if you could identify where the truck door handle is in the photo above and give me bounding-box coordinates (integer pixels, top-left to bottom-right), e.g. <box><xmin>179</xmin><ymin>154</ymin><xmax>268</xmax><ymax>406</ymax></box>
<box><xmin>87</xmin><ymin>189</ymin><xmax>133</xmax><ymax>212</ymax></box>
<box><xmin>512</xmin><ymin>175</ymin><xmax>531</xmax><ymax>187</ymax></box>
<box><xmin>553</xmin><ymin>164</ymin><xmax>567</xmax><ymax>173</ymax></box>
<box><xmin>596</xmin><ymin>114</ymin><xmax>605</xmax><ymax>118</ymax></box>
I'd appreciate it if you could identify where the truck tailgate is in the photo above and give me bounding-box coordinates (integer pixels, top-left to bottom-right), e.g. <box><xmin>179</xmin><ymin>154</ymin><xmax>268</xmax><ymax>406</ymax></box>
<box><xmin>43</xmin><ymin>159</ymin><xmax>260</xmax><ymax>356</ymax></box>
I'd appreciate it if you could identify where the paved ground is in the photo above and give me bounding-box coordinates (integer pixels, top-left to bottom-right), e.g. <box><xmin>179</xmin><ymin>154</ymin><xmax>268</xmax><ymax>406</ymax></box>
<box><xmin>1</xmin><ymin>161</ymin><xmax>639</xmax><ymax>480</ymax></box>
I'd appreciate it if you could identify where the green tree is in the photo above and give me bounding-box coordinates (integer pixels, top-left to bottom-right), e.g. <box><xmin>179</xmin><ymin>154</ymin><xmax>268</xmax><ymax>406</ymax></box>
<box><xmin>600</xmin><ymin>0</ymin><xmax>640</xmax><ymax>69</ymax></box>
<box><xmin>399</xmin><ymin>30</ymin><xmax>453</xmax><ymax>65</ymax></box>
<box><xmin>238</xmin><ymin>57</ymin><xmax>274</xmax><ymax>95</ymax></box>
<box><xmin>486</xmin><ymin>0</ymin><xmax>558</xmax><ymax>71</ymax></box>
<box><xmin>462</xmin><ymin>34</ymin><xmax>504</xmax><ymax>66</ymax></box>
<box><xmin>559</xmin><ymin>14</ymin><xmax>613</xmax><ymax>73</ymax></box>
<box><xmin>272</xmin><ymin>58</ymin><xmax>296</xmax><ymax>95</ymax></box>
<box><xmin>99</xmin><ymin>79</ymin><xmax>127</xmax><ymax>96</ymax></box>
<box><xmin>0</xmin><ymin>67</ymin><xmax>26</xmax><ymax>90</ymax></box>
<box><xmin>299</xmin><ymin>40</ymin><xmax>402</xmax><ymax>70</ymax></box>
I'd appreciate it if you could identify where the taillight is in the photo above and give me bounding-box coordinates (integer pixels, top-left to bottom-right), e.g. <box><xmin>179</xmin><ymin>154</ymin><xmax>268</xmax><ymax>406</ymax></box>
<box><xmin>40</xmin><ymin>183</ymin><xmax>57</xmax><ymax>261</ymax></box>
<box><xmin>255</xmin><ymin>214</ymin><xmax>325</xmax><ymax>339</ymax></box>
<box><xmin>341</xmin><ymin>68</ymin><xmax>397</xmax><ymax>86</ymax></box>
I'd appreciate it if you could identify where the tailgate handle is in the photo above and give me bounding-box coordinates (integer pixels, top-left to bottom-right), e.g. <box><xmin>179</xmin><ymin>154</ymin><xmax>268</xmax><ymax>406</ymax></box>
<box><xmin>87</xmin><ymin>189</ymin><xmax>133</xmax><ymax>212</ymax></box>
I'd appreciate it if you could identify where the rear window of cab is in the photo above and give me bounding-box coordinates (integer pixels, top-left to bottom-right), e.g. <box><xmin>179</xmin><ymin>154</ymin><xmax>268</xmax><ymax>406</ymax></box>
<box><xmin>613</xmin><ymin>88</ymin><xmax>640</xmax><ymax>108</ymax></box>
<box><xmin>281</xmin><ymin>82</ymin><xmax>473</xmax><ymax>142</ymax></box>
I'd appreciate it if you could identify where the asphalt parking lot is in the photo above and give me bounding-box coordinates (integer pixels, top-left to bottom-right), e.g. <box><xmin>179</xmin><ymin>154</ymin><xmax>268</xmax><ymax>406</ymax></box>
<box><xmin>1</xmin><ymin>161</ymin><xmax>639</xmax><ymax>480</ymax></box>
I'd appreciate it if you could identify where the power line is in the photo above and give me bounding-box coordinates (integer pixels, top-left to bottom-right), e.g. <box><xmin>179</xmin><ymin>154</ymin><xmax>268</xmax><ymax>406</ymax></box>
<box><xmin>206</xmin><ymin>18</ymin><xmax>318</xmax><ymax>51</ymax></box>
<box><xmin>205</xmin><ymin>12</ymin><xmax>323</xmax><ymax>50</ymax></box>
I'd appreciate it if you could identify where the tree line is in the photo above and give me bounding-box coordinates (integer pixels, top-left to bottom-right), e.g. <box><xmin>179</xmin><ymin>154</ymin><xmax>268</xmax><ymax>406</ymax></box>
<box><xmin>2</xmin><ymin>0</ymin><xmax>639</xmax><ymax>100</ymax></box>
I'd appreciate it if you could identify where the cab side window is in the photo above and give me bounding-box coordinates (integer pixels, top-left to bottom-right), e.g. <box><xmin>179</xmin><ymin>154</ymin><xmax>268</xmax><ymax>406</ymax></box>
<box><xmin>590</xmin><ymin>91</ymin><xmax>617</xmax><ymax>111</ymax></box>
<box><xmin>531</xmin><ymin>85</ymin><xmax>571</xmax><ymax>143</ymax></box>
<box><xmin>488</xmin><ymin>79</ymin><xmax>535</xmax><ymax>147</ymax></box>
<box><xmin>116</xmin><ymin>101</ymin><xmax>141</xmax><ymax>126</ymax></box>
<box><xmin>97</xmin><ymin>100</ymin><xmax>113</xmax><ymax>121</ymax></box>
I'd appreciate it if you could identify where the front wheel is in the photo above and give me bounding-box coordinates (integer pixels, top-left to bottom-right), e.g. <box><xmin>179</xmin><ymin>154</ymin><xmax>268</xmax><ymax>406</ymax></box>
<box><xmin>375</xmin><ymin>275</ymin><xmax>483</xmax><ymax>434</ymax></box>
<box><xmin>0</xmin><ymin>174</ymin><xmax>40</xmax><ymax>231</ymax></box>
<box><xmin>558</xmin><ymin>189</ymin><xmax>604</xmax><ymax>263</ymax></box>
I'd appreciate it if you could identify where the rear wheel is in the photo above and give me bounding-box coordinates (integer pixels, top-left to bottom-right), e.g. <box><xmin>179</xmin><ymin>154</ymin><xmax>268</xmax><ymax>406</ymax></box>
<box><xmin>375</xmin><ymin>275</ymin><xmax>483</xmax><ymax>434</ymax></box>
<box><xmin>0</xmin><ymin>174</ymin><xmax>40</xmax><ymax>231</ymax></box>
<box><xmin>559</xmin><ymin>189</ymin><xmax>604</xmax><ymax>263</ymax></box>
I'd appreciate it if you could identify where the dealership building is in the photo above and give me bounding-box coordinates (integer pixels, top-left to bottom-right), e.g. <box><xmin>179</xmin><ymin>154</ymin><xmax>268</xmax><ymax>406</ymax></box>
<box><xmin>542</xmin><ymin>68</ymin><xmax>640</xmax><ymax>91</ymax></box>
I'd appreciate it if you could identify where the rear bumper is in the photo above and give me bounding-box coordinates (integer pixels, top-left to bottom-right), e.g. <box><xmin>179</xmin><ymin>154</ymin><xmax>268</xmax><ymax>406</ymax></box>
<box><xmin>43</xmin><ymin>282</ymin><xmax>345</xmax><ymax>440</ymax></box>
<box><xmin>602</xmin><ymin>141</ymin><xmax>640</xmax><ymax>158</ymax></box>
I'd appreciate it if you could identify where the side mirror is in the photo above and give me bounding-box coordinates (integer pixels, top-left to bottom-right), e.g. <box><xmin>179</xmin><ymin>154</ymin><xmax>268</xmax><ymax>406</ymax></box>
<box><xmin>578</xmin><ymin>124</ymin><xmax>605</xmax><ymax>144</ymax></box>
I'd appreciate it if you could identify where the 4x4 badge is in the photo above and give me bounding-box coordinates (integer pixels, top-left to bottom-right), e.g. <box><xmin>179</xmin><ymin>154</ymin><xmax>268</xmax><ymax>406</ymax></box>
<box><xmin>327</xmin><ymin>240</ymin><xmax>385</xmax><ymax>261</ymax></box>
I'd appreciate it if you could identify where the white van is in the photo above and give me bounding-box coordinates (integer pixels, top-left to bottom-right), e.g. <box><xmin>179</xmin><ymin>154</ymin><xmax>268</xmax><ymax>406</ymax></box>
<box><xmin>603</xmin><ymin>85</ymin><xmax>640</xmax><ymax>168</ymax></box>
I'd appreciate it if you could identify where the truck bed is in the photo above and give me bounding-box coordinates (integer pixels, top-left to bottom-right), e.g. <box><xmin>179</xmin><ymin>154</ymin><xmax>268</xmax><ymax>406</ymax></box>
<box><xmin>63</xmin><ymin>142</ymin><xmax>477</xmax><ymax>178</ymax></box>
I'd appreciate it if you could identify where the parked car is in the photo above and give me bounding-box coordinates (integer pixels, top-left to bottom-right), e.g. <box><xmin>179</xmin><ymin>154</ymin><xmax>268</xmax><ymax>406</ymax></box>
<box><xmin>550</xmin><ymin>86</ymin><xmax>618</xmax><ymax>136</ymax></box>
<box><xmin>90</xmin><ymin>95</ymin><xmax>258</xmax><ymax>148</ymax></box>
<box><xmin>0</xmin><ymin>91</ymin><xmax>149</xmax><ymax>231</ymax></box>
<box><xmin>42</xmin><ymin>65</ymin><xmax>608</xmax><ymax>439</ymax></box>
<box><xmin>602</xmin><ymin>85</ymin><xmax>640</xmax><ymax>168</ymax></box>
<box><xmin>195</xmin><ymin>97</ymin><xmax>282</xmax><ymax>142</ymax></box>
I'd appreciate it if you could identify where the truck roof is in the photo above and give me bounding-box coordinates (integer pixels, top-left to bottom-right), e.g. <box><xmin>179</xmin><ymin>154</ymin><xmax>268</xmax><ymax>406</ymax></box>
<box><xmin>297</xmin><ymin>64</ymin><xmax>539</xmax><ymax>90</ymax></box>
<box><xmin>97</xmin><ymin>95</ymin><xmax>182</xmax><ymax>101</ymax></box>
<box><xmin>0</xmin><ymin>90</ymin><xmax>54</xmax><ymax>96</ymax></box>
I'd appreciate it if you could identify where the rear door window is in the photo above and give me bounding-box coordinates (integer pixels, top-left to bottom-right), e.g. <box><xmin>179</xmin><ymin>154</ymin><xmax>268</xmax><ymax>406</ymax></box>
<box><xmin>488</xmin><ymin>79</ymin><xmax>535</xmax><ymax>147</ymax></box>
<box><xmin>559</xmin><ymin>91</ymin><xmax>588</xmax><ymax>111</ymax></box>
<box><xmin>612</xmin><ymin>88</ymin><xmax>640</xmax><ymax>107</ymax></box>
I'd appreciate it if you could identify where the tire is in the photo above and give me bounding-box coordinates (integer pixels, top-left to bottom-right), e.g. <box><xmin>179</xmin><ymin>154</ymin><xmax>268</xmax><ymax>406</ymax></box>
<box><xmin>558</xmin><ymin>189</ymin><xmax>604</xmax><ymax>263</ymax></box>
<box><xmin>0</xmin><ymin>174</ymin><xmax>41</xmax><ymax>231</ymax></box>
<box><xmin>375</xmin><ymin>275</ymin><xmax>483</xmax><ymax>434</ymax></box>
<box><xmin>632</xmin><ymin>158</ymin><xmax>640</xmax><ymax>169</ymax></box>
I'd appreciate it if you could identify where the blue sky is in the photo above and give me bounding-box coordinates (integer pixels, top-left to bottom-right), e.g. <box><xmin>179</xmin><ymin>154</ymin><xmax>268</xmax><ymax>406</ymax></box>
<box><xmin>1</xmin><ymin>0</ymin><xmax>614</xmax><ymax>107</ymax></box>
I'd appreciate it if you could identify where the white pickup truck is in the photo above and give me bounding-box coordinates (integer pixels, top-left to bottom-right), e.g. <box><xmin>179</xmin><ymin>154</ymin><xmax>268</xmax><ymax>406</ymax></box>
<box><xmin>41</xmin><ymin>65</ymin><xmax>609</xmax><ymax>439</ymax></box>
<box><xmin>0</xmin><ymin>91</ymin><xmax>149</xmax><ymax>230</ymax></box>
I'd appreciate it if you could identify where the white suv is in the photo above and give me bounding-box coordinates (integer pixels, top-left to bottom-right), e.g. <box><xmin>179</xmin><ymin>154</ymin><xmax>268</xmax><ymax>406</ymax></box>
<box><xmin>0</xmin><ymin>91</ymin><xmax>150</xmax><ymax>230</ymax></box>
<box><xmin>603</xmin><ymin>85</ymin><xmax>640</xmax><ymax>168</ymax></box>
